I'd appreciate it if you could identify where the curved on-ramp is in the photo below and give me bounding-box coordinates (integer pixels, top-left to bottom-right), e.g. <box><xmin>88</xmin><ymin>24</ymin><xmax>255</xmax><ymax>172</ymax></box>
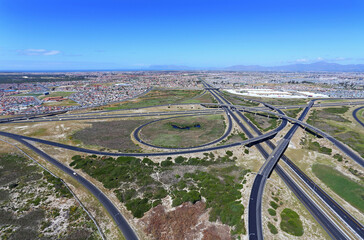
<box><xmin>353</xmin><ymin>106</ymin><xmax>364</xmax><ymax>128</ymax></box>
<box><xmin>5</xmin><ymin>135</ymin><xmax>139</xmax><ymax>240</ymax></box>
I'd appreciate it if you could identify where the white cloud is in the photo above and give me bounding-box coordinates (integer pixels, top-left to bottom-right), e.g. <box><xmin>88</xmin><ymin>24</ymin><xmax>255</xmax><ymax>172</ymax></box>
<box><xmin>333</xmin><ymin>57</ymin><xmax>347</xmax><ymax>61</ymax></box>
<box><xmin>295</xmin><ymin>58</ymin><xmax>309</xmax><ymax>63</ymax></box>
<box><xmin>18</xmin><ymin>49</ymin><xmax>61</xmax><ymax>56</ymax></box>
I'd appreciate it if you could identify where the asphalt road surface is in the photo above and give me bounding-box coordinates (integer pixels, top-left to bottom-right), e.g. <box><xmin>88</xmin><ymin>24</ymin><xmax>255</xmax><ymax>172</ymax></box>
<box><xmin>7</xmin><ymin>135</ymin><xmax>139</xmax><ymax>240</ymax></box>
<box><xmin>353</xmin><ymin>106</ymin><xmax>364</xmax><ymax>127</ymax></box>
<box><xmin>1</xmin><ymin>83</ymin><xmax>363</xmax><ymax>240</ymax></box>
<box><xmin>202</xmin><ymin>83</ymin><xmax>363</xmax><ymax>239</ymax></box>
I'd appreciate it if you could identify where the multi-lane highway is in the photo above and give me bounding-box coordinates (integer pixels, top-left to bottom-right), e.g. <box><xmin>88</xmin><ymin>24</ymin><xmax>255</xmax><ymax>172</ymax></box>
<box><xmin>6</xmin><ymin>136</ymin><xmax>139</xmax><ymax>240</ymax></box>
<box><xmin>249</xmin><ymin>100</ymin><xmax>314</xmax><ymax>240</ymax></box>
<box><xmin>3</xmin><ymin>98</ymin><xmax>363</xmax><ymax>125</ymax></box>
<box><xmin>202</xmin><ymin>83</ymin><xmax>346</xmax><ymax>239</ymax></box>
<box><xmin>1</xmin><ymin>82</ymin><xmax>363</xmax><ymax>240</ymax></box>
<box><xmin>201</xmin><ymin>82</ymin><xmax>363</xmax><ymax>240</ymax></box>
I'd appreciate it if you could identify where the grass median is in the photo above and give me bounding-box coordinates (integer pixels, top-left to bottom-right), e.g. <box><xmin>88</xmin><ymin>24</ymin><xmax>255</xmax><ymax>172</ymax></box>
<box><xmin>140</xmin><ymin>114</ymin><xmax>226</xmax><ymax>148</ymax></box>
<box><xmin>312</xmin><ymin>164</ymin><xmax>364</xmax><ymax>213</ymax></box>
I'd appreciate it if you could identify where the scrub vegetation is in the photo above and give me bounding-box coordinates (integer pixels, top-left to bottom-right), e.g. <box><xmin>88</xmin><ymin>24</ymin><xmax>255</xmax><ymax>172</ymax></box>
<box><xmin>244</xmin><ymin>112</ymin><xmax>280</xmax><ymax>132</ymax></box>
<box><xmin>265</xmin><ymin>192</ymin><xmax>283</xmax><ymax>235</ymax></box>
<box><xmin>218</xmin><ymin>131</ymin><xmax>247</xmax><ymax>146</ymax></box>
<box><xmin>280</xmin><ymin>208</ymin><xmax>304</xmax><ymax>236</ymax></box>
<box><xmin>72</xmin><ymin>119</ymin><xmax>149</xmax><ymax>151</ymax></box>
<box><xmin>0</xmin><ymin>154</ymin><xmax>100</xmax><ymax>240</ymax></box>
<box><xmin>268</xmin><ymin>222</ymin><xmax>278</xmax><ymax>234</ymax></box>
<box><xmin>302</xmin><ymin>139</ymin><xmax>332</xmax><ymax>155</ymax></box>
<box><xmin>69</xmin><ymin>152</ymin><xmax>250</xmax><ymax>237</ymax></box>
<box><xmin>307</xmin><ymin>107</ymin><xmax>364</xmax><ymax>158</ymax></box>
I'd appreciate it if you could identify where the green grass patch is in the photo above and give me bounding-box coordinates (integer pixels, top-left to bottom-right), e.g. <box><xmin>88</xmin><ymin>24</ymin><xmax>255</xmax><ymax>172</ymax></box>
<box><xmin>357</xmin><ymin>108</ymin><xmax>364</xmax><ymax>123</ymax></box>
<box><xmin>221</xmin><ymin>92</ymin><xmax>260</xmax><ymax>107</ymax></box>
<box><xmin>42</xmin><ymin>99</ymin><xmax>79</xmax><ymax>106</ymax></box>
<box><xmin>322</xmin><ymin>106</ymin><xmax>349</xmax><ymax>114</ymax></box>
<box><xmin>244</xmin><ymin>112</ymin><xmax>280</xmax><ymax>132</ymax></box>
<box><xmin>237</xmin><ymin>96</ymin><xmax>308</xmax><ymax>106</ymax></box>
<box><xmin>105</xmin><ymin>89</ymin><xmax>202</xmax><ymax>110</ymax></box>
<box><xmin>280</xmin><ymin>208</ymin><xmax>304</xmax><ymax>236</ymax></box>
<box><xmin>312</xmin><ymin>164</ymin><xmax>364</xmax><ymax>212</ymax></box>
<box><xmin>180</xmin><ymin>91</ymin><xmax>216</xmax><ymax>104</ymax></box>
<box><xmin>39</xmin><ymin>91</ymin><xmax>74</xmax><ymax>99</ymax></box>
<box><xmin>141</xmin><ymin>115</ymin><xmax>225</xmax><ymax>148</ymax></box>
<box><xmin>29</xmin><ymin>128</ymin><xmax>47</xmax><ymax>137</ymax></box>
<box><xmin>13</xmin><ymin>93</ymin><xmax>43</xmax><ymax>97</ymax></box>
<box><xmin>283</xmin><ymin>108</ymin><xmax>302</xmax><ymax>118</ymax></box>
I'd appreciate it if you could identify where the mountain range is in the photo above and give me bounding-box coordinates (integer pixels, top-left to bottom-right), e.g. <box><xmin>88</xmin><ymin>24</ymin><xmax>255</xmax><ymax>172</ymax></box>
<box><xmin>148</xmin><ymin>61</ymin><xmax>364</xmax><ymax>72</ymax></box>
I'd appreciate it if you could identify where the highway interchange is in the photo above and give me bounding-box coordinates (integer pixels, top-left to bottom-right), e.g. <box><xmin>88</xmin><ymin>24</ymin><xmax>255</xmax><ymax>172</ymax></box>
<box><xmin>0</xmin><ymin>83</ymin><xmax>364</xmax><ymax>240</ymax></box>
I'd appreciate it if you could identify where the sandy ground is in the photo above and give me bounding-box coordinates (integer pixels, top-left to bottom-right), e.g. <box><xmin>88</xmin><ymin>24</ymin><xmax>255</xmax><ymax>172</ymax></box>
<box><xmin>283</xmin><ymin>106</ymin><xmax>364</xmax><ymax>224</ymax></box>
<box><xmin>0</xmin><ymin>137</ymin><xmax>126</xmax><ymax>240</ymax></box>
<box><xmin>262</xmin><ymin>172</ymin><xmax>330</xmax><ymax>240</ymax></box>
<box><xmin>1</xmin><ymin>103</ymin><xmax>362</xmax><ymax>239</ymax></box>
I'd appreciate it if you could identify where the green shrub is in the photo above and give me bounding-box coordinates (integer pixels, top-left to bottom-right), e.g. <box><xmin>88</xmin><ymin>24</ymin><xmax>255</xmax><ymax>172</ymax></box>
<box><xmin>239</xmin><ymin>133</ymin><xmax>247</xmax><ymax>140</ymax></box>
<box><xmin>181</xmin><ymin>170</ymin><xmax>244</xmax><ymax>229</ymax></box>
<box><xmin>172</xmin><ymin>190</ymin><xmax>201</xmax><ymax>207</ymax></box>
<box><xmin>153</xmin><ymin>187</ymin><xmax>168</xmax><ymax>199</ymax></box>
<box><xmin>268</xmin><ymin>222</ymin><xmax>278</xmax><ymax>234</ymax></box>
<box><xmin>268</xmin><ymin>208</ymin><xmax>276</xmax><ymax>216</ymax></box>
<box><xmin>125</xmin><ymin>198</ymin><xmax>152</xmax><ymax>218</ymax></box>
<box><xmin>308</xmin><ymin>141</ymin><xmax>332</xmax><ymax>155</ymax></box>
<box><xmin>161</xmin><ymin>160</ymin><xmax>173</xmax><ymax>167</ymax></box>
<box><xmin>231</xmin><ymin>220</ymin><xmax>246</xmax><ymax>235</ymax></box>
<box><xmin>142</xmin><ymin>158</ymin><xmax>155</xmax><ymax>166</ymax></box>
<box><xmin>43</xmin><ymin>171</ymin><xmax>71</xmax><ymax>198</ymax></box>
<box><xmin>175</xmin><ymin>156</ymin><xmax>186</xmax><ymax>164</ymax></box>
<box><xmin>270</xmin><ymin>201</ymin><xmax>279</xmax><ymax>209</ymax></box>
<box><xmin>29</xmin><ymin>197</ymin><xmax>41</xmax><ymax>206</ymax></box>
<box><xmin>115</xmin><ymin>189</ymin><xmax>137</xmax><ymax>203</ymax></box>
<box><xmin>69</xmin><ymin>205</ymin><xmax>78</xmax><ymax>214</ymax></box>
<box><xmin>333</xmin><ymin>154</ymin><xmax>343</xmax><ymax>162</ymax></box>
<box><xmin>226</xmin><ymin>150</ymin><xmax>233</xmax><ymax>157</ymax></box>
<box><xmin>280</xmin><ymin>208</ymin><xmax>304</xmax><ymax>236</ymax></box>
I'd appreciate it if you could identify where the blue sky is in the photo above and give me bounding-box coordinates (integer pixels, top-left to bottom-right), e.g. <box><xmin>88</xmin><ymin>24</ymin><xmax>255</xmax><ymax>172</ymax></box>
<box><xmin>1</xmin><ymin>0</ymin><xmax>364</xmax><ymax>70</ymax></box>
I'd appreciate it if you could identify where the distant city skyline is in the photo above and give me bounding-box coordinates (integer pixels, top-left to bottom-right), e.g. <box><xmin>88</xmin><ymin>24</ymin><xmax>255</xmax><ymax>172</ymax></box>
<box><xmin>1</xmin><ymin>0</ymin><xmax>364</xmax><ymax>70</ymax></box>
